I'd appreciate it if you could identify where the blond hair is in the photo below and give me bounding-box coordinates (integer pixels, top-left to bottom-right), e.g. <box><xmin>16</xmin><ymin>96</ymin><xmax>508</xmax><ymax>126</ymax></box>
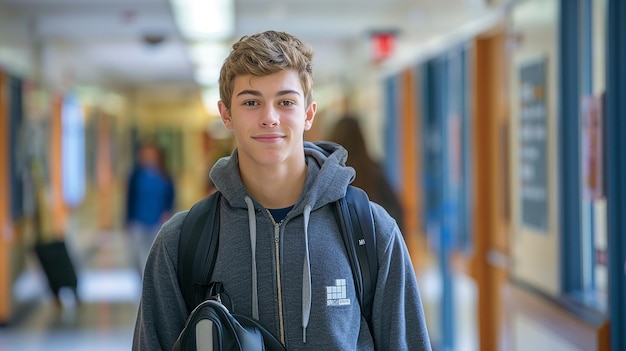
<box><xmin>218</xmin><ymin>30</ymin><xmax>314</xmax><ymax>110</ymax></box>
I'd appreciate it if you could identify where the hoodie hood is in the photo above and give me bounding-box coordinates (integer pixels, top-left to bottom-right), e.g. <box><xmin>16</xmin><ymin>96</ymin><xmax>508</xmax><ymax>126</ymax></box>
<box><xmin>210</xmin><ymin>141</ymin><xmax>355</xmax><ymax>211</ymax></box>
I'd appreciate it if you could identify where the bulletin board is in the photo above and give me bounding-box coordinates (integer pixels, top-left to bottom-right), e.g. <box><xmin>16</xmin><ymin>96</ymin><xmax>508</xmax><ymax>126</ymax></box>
<box><xmin>518</xmin><ymin>56</ymin><xmax>549</xmax><ymax>233</ymax></box>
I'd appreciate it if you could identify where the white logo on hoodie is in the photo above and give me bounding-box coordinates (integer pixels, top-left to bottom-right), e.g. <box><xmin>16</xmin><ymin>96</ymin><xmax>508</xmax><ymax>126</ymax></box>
<box><xmin>326</xmin><ymin>279</ymin><xmax>351</xmax><ymax>306</ymax></box>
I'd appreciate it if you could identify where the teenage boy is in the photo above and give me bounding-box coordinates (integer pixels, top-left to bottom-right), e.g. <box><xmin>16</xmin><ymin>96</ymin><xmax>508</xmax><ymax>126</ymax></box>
<box><xmin>133</xmin><ymin>30</ymin><xmax>431</xmax><ymax>350</ymax></box>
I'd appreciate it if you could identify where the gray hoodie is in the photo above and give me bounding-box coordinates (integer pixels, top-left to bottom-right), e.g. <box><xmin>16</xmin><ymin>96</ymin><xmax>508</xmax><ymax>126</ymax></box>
<box><xmin>132</xmin><ymin>141</ymin><xmax>431</xmax><ymax>350</ymax></box>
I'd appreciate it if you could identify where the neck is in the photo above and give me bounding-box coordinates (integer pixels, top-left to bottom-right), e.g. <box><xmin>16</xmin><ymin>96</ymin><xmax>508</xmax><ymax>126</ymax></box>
<box><xmin>239</xmin><ymin>159</ymin><xmax>307</xmax><ymax>209</ymax></box>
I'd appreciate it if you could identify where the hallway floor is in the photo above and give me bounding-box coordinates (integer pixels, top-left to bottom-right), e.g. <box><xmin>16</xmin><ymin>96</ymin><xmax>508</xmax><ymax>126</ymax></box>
<box><xmin>0</xmin><ymin>226</ymin><xmax>141</xmax><ymax>351</ymax></box>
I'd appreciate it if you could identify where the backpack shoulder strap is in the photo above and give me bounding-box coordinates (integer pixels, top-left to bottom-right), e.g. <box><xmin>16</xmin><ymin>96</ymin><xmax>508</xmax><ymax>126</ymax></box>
<box><xmin>178</xmin><ymin>191</ymin><xmax>222</xmax><ymax>314</ymax></box>
<box><xmin>334</xmin><ymin>185</ymin><xmax>378</xmax><ymax>335</ymax></box>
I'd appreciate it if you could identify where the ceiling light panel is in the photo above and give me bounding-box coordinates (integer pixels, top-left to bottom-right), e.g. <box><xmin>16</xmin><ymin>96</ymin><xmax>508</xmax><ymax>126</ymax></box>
<box><xmin>170</xmin><ymin>0</ymin><xmax>234</xmax><ymax>40</ymax></box>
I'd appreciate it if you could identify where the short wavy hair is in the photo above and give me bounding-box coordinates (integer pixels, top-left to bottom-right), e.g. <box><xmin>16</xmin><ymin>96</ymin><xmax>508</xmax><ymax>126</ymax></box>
<box><xmin>218</xmin><ymin>30</ymin><xmax>314</xmax><ymax>110</ymax></box>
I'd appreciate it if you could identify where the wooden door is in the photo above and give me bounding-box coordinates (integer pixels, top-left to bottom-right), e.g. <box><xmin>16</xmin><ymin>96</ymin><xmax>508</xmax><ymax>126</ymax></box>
<box><xmin>472</xmin><ymin>28</ymin><xmax>511</xmax><ymax>351</ymax></box>
<box><xmin>0</xmin><ymin>70</ymin><xmax>12</xmax><ymax>324</ymax></box>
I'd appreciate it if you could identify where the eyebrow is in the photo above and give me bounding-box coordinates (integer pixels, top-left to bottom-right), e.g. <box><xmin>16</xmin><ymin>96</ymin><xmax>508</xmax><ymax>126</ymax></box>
<box><xmin>236</xmin><ymin>89</ymin><xmax>302</xmax><ymax>98</ymax></box>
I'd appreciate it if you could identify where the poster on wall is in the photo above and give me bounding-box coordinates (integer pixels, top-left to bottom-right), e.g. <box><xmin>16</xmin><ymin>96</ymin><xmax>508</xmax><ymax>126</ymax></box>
<box><xmin>518</xmin><ymin>56</ymin><xmax>548</xmax><ymax>233</ymax></box>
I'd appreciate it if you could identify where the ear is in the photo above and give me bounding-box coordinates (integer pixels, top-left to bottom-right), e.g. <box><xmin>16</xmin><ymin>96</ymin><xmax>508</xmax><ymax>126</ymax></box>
<box><xmin>304</xmin><ymin>101</ymin><xmax>317</xmax><ymax>131</ymax></box>
<box><xmin>218</xmin><ymin>100</ymin><xmax>233</xmax><ymax>131</ymax></box>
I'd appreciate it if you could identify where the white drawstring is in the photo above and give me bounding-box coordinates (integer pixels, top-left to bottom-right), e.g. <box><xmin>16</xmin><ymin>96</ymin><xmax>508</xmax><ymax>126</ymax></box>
<box><xmin>244</xmin><ymin>196</ymin><xmax>259</xmax><ymax>320</ymax></box>
<box><xmin>302</xmin><ymin>205</ymin><xmax>312</xmax><ymax>343</ymax></box>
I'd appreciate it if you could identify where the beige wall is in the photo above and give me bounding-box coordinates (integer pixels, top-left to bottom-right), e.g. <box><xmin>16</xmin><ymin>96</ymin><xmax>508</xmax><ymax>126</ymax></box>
<box><xmin>508</xmin><ymin>0</ymin><xmax>560</xmax><ymax>295</ymax></box>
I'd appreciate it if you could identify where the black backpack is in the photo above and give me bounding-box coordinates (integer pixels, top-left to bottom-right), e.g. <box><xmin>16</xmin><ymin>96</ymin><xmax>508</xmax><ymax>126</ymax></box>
<box><xmin>176</xmin><ymin>185</ymin><xmax>378</xmax><ymax>347</ymax></box>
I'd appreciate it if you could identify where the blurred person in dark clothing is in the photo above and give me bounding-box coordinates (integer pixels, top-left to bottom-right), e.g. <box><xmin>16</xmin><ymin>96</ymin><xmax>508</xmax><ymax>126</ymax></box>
<box><xmin>328</xmin><ymin>115</ymin><xmax>405</xmax><ymax>234</ymax></box>
<box><xmin>125</xmin><ymin>141</ymin><xmax>175</xmax><ymax>276</ymax></box>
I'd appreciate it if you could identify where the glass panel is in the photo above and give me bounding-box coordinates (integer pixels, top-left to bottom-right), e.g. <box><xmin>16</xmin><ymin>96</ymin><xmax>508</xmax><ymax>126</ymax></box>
<box><xmin>579</xmin><ymin>0</ymin><xmax>607</xmax><ymax>311</ymax></box>
<box><xmin>592</xmin><ymin>0</ymin><xmax>606</xmax><ymax>96</ymax></box>
<box><xmin>591</xmin><ymin>0</ymin><xmax>607</xmax><ymax>310</ymax></box>
<box><xmin>61</xmin><ymin>94</ymin><xmax>86</xmax><ymax>208</ymax></box>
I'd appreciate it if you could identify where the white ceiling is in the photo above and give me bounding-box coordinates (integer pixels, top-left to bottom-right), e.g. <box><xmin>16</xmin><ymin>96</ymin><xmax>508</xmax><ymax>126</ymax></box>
<box><xmin>0</xmin><ymin>0</ymin><xmax>499</xmax><ymax>100</ymax></box>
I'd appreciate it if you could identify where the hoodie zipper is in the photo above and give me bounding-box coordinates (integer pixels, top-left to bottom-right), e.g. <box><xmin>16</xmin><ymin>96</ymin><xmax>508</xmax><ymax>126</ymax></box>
<box><xmin>268</xmin><ymin>212</ymin><xmax>286</xmax><ymax>345</ymax></box>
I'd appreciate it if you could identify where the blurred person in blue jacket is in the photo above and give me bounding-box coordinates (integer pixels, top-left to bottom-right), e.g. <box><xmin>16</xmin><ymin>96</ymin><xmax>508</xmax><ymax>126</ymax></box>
<box><xmin>125</xmin><ymin>140</ymin><xmax>175</xmax><ymax>277</ymax></box>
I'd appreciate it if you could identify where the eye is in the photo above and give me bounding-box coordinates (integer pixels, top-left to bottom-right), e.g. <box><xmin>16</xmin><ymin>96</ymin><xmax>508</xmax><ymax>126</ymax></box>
<box><xmin>243</xmin><ymin>100</ymin><xmax>259</xmax><ymax>107</ymax></box>
<box><xmin>278</xmin><ymin>100</ymin><xmax>295</xmax><ymax>106</ymax></box>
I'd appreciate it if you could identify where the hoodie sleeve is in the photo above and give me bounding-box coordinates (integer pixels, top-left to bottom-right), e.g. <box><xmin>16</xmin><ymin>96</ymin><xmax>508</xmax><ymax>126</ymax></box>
<box><xmin>369</xmin><ymin>203</ymin><xmax>432</xmax><ymax>351</ymax></box>
<box><xmin>132</xmin><ymin>211</ymin><xmax>189</xmax><ymax>351</ymax></box>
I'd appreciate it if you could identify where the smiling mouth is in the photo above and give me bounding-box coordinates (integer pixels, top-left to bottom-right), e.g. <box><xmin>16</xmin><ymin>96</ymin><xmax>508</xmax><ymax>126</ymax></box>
<box><xmin>253</xmin><ymin>134</ymin><xmax>284</xmax><ymax>142</ymax></box>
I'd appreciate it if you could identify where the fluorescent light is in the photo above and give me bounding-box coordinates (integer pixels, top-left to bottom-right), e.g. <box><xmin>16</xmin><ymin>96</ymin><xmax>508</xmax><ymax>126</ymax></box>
<box><xmin>189</xmin><ymin>42</ymin><xmax>230</xmax><ymax>86</ymax></box>
<box><xmin>170</xmin><ymin>0</ymin><xmax>234</xmax><ymax>40</ymax></box>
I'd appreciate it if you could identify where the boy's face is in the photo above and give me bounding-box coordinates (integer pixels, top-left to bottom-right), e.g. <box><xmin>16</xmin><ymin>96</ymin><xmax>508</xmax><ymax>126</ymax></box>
<box><xmin>218</xmin><ymin>70</ymin><xmax>316</xmax><ymax>170</ymax></box>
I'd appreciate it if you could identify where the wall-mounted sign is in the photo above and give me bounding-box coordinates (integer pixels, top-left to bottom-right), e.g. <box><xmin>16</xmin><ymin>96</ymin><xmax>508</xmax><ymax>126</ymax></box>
<box><xmin>518</xmin><ymin>56</ymin><xmax>548</xmax><ymax>232</ymax></box>
<box><xmin>370</xmin><ymin>31</ymin><xmax>396</xmax><ymax>62</ymax></box>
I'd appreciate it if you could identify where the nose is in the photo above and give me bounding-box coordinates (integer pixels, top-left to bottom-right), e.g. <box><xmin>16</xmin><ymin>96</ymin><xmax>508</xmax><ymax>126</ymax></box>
<box><xmin>260</xmin><ymin>106</ymin><xmax>280</xmax><ymax>127</ymax></box>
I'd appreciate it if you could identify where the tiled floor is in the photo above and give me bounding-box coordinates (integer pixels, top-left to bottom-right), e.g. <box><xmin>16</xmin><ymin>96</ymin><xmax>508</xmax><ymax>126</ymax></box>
<box><xmin>0</xmin><ymin>227</ymin><xmax>141</xmax><ymax>351</ymax></box>
<box><xmin>0</xmin><ymin>300</ymin><xmax>137</xmax><ymax>351</ymax></box>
